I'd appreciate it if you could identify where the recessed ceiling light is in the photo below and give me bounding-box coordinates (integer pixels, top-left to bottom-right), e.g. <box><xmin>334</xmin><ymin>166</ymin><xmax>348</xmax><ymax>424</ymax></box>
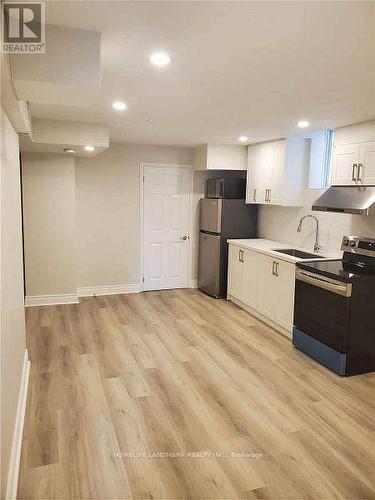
<box><xmin>84</xmin><ymin>145</ymin><xmax>95</xmax><ymax>152</ymax></box>
<box><xmin>238</xmin><ymin>136</ymin><xmax>248</xmax><ymax>142</ymax></box>
<box><xmin>150</xmin><ymin>51</ymin><xmax>171</xmax><ymax>67</ymax></box>
<box><xmin>298</xmin><ymin>120</ymin><xmax>310</xmax><ymax>128</ymax></box>
<box><xmin>63</xmin><ymin>148</ymin><xmax>75</xmax><ymax>154</ymax></box>
<box><xmin>112</xmin><ymin>101</ymin><xmax>127</xmax><ymax>111</ymax></box>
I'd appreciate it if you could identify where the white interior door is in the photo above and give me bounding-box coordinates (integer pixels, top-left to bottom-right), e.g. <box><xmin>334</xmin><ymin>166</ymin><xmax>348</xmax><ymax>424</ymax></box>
<box><xmin>143</xmin><ymin>165</ymin><xmax>190</xmax><ymax>291</ymax></box>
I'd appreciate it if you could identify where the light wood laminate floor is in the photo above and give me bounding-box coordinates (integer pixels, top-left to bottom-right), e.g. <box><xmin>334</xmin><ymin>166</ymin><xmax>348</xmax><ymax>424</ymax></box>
<box><xmin>18</xmin><ymin>289</ymin><xmax>375</xmax><ymax>499</ymax></box>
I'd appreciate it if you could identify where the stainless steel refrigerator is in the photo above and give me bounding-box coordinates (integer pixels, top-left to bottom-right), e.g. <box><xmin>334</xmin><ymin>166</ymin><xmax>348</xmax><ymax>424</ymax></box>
<box><xmin>198</xmin><ymin>198</ymin><xmax>257</xmax><ymax>298</ymax></box>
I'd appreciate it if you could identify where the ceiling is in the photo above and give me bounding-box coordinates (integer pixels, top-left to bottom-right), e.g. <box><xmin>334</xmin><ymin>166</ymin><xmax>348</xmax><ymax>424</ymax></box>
<box><xmin>29</xmin><ymin>1</ymin><xmax>375</xmax><ymax>146</ymax></box>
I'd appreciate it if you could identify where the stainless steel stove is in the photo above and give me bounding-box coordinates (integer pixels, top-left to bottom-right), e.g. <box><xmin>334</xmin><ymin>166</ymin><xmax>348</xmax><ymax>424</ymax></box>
<box><xmin>293</xmin><ymin>235</ymin><xmax>375</xmax><ymax>376</ymax></box>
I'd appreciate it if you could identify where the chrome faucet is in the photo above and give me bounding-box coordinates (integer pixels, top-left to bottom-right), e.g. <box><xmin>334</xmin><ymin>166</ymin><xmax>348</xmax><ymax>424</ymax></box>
<box><xmin>297</xmin><ymin>215</ymin><xmax>322</xmax><ymax>253</ymax></box>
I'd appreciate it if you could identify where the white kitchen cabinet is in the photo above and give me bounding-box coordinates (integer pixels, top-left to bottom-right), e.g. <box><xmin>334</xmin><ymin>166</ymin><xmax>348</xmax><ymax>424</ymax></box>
<box><xmin>359</xmin><ymin>141</ymin><xmax>375</xmax><ymax>185</ymax></box>
<box><xmin>228</xmin><ymin>246</ymin><xmax>259</xmax><ymax>309</ymax></box>
<box><xmin>331</xmin><ymin>143</ymin><xmax>359</xmax><ymax>185</ymax></box>
<box><xmin>246</xmin><ymin>141</ymin><xmax>273</xmax><ymax>204</ymax></box>
<box><xmin>228</xmin><ymin>243</ymin><xmax>295</xmax><ymax>336</ymax></box>
<box><xmin>268</xmin><ymin>139</ymin><xmax>286</xmax><ymax>205</ymax></box>
<box><xmin>273</xmin><ymin>259</ymin><xmax>295</xmax><ymax>332</ymax></box>
<box><xmin>241</xmin><ymin>248</ymin><xmax>258</xmax><ymax>309</ymax></box>
<box><xmin>246</xmin><ymin>136</ymin><xmax>306</xmax><ymax>206</ymax></box>
<box><xmin>331</xmin><ymin>140</ymin><xmax>375</xmax><ymax>186</ymax></box>
<box><xmin>331</xmin><ymin>121</ymin><xmax>375</xmax><ymax>186</ymax></box>
<box><xmin>193</xmin><ymin>144</ymin><xmax>247</xmax><ymax>171</ymax></box>
<box><xmin>228</xmin><ymin>244</ymin><xmax>245</xmax><ymax>300</ymax></box>
<box><xmin>254</xmin><ymin>252</ymin><xmax>275</xmax><ymax>320</ymax></box>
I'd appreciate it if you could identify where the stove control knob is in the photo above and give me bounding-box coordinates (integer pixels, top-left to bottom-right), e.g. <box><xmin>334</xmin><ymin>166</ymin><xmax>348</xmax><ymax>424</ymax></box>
<box><xmin>342</xmin><ymin>238</ymin><xmax>349</xmax><ymax>246</ymax></box>
<box><xmin>349</xmin><ymin>240</ymin><xmax>356</xmax><ymax>248</ymax></box>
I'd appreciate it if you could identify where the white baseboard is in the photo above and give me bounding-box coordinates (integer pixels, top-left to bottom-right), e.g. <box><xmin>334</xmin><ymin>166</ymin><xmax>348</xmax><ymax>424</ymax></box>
<box><xmin>6</xmin><ymin>350</ymin><xmax>30</xmax><ymax>500</ymax></box>
<box><xmin>24</xmin><ymin>294</ymin><xmax>79</xmax><ymax>307</ymax></box>
<box><xmin>189</xmin><ymin>279</ymin><xmax>198</xmax><ymax>289</ymax></box>
<box><xmin>77</xmin><ymin>283</ymin><xmax>141</xmax><ymax>297</ymax></box>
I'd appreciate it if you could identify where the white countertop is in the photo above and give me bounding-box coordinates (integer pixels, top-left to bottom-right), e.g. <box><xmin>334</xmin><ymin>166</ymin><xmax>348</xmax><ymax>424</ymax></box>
<box><xmin>227</xmin><ymin>238</ymin><xmax>342</xmax><ymax>264</ymax></box>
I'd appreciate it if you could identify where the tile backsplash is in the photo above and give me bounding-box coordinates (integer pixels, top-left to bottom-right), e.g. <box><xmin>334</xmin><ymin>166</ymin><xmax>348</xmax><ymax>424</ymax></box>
<box><xmin>258</xmin><ymin>204</ymin><xmax>375</xmax><ymax>254</ymax></box>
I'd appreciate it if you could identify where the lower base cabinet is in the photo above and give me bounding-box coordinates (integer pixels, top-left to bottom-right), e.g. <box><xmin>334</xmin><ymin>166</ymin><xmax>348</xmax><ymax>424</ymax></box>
<box><xmin>272</xmin><ymin>259</ymin><xmax>295</xmax><ymax>332</ymax></box>
<box><xmin>255</xmin><ymin>252</ymin><xmax>275</xmax><ymax>320</ymax></box>
<box><xmin>228</xmin><ymin>244</ymin><xmax>295</xmax><ymax>336</ymax></box>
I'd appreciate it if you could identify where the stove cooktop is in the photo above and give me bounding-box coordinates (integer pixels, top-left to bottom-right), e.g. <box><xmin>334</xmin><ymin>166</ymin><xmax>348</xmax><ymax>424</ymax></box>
<box><xmin>297</xmin><ymin>259</ymin><xmax>375</xmax><ymax>283</ymax></box>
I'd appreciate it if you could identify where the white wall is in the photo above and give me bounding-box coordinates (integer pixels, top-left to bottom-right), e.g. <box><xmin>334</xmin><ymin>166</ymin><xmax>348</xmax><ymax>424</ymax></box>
<box><xmin>259</xmin><ymin>204</ymin><xmax>375</xmax><ymax>254</ymax></box>
<box><xmin>30</xmin><ymin>118</ymin><xmax>109</xmax><ymax>148</ymax></box>
<box><xmin>1</xmin><ymin>110</ymin><xmax>26</xmax><ymax>498</ymax></box>
<box><xmin>12</xmin><ymin>24</ymin><xmax>101</xmax><ymax>107</ymax></box>
<box><xmin>22</xmin><ymin>153</ymin><xmax>76</xmax><ymax>297</ymax></box>
<box><xmin>75</xmin><ymin>143</ymin><xmax>194</xmax><ymax>288</ymax></box>
<box><xmin>21</xmin><ymin>143</ymin><xmax>195</xmax><ymax>296</ymax></box>
<box><xmin>334</xmin><ymin>119</ymin><xmax>375</xmax><ymax>145</ymax></box>
<box><xmin>1</xmin><ymin>54</ymin><xmax>30</xmax><ymax>134</ymax></box>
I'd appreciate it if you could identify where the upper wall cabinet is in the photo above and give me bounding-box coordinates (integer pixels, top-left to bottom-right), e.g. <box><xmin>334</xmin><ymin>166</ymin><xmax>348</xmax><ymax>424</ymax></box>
<box><xmin>193</xmin><ymin>144</ymin><xmax>247</xmax><ymax>171</ymax></box>
<box><xmin>246</xmin><ymin>137</ymin><xmax>308</xmax><ymax>206</ymax></box>
<box><xmin>331</xmin><ymin>121</ymin><xmax>375</xmax><ymax>186</ymax></box>
<box><xmin>331</xmin><ymin>142</ymin><xmax>375</xmax><ymax>186</ymax></box>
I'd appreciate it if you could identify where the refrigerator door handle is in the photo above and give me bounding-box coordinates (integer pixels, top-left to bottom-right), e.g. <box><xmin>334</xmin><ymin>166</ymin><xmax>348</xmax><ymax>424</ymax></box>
<box><xmin>219</xmin><ymin>179</ymin><xmax>225</xmax><ymax>198</ymax></box>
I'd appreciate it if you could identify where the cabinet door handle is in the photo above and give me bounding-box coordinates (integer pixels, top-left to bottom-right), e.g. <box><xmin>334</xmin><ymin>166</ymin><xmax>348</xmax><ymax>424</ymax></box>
<box><xmin>253</xmin><ymin>188</ymin><xmax>257</xmax><ymax>202</ymax></box>
<box><xmin>241</xmin><ymin>250</ymin><xmax>245</xmax><ymax>263</ymax></box>
<box><xmin>352</xmin><ymin>163</ymin><xmax>358</xmax><ymax>182</ymax></box>
<box><xmin>275</xmin><ymin>262</ymin><xmax>279</xmax><ymax>276</ymax></box>
<box><xmin>272</xmin><ymin>261</ymin><xmax>275</xmax><ymax>275</ymax></box>
<box><xmin>357</xmin><ymin>162</ymin><xmax>363</xmax><ymax>182</ymax></box>
<box><xmin>238</xmin><ymin>250</ymin><xmax>241</xmax><ymax>262</ymax></box>
<box><xmin>268</xmin><ymin>189</ymin><xmax>272</xmax><ymax>203</ymax></box>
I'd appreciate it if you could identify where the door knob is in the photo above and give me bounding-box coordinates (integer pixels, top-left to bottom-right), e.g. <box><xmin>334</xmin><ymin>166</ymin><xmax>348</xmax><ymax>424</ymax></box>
<box><xmin>181</xmin><ymin>235</ymin><xmax>187</xmax><ymax>240</ymax></box>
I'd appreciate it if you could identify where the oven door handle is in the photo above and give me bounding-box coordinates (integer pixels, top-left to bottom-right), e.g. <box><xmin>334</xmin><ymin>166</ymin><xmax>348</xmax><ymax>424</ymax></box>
<box><xmin>296</xmin><ymin>269</ymin><xmax>352</xmax><ymax>297</ymax></box>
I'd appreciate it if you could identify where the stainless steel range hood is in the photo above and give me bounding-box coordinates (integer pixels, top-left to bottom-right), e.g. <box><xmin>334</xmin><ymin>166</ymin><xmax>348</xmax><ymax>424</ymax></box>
<box><xmin>312</xmin><ymin>186</ymin><xmax>375</xmax><ymax>215</ymax></box>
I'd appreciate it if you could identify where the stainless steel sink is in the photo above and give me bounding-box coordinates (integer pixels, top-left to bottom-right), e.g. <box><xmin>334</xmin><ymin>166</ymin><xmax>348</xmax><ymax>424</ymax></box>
<box><xmin>272</xmin><ymin>248</ymin><xmax>322</xmax><ymax>259</ymax></box>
